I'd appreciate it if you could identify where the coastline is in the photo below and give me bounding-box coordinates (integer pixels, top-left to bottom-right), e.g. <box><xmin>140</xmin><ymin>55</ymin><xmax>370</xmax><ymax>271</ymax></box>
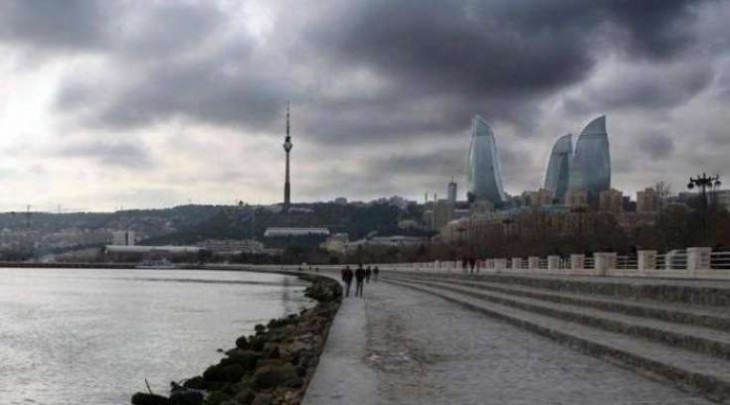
<box><xmin>131</xmin><ymin>272</ymin><xmax>343</xmax><ymax>405</ymax></box>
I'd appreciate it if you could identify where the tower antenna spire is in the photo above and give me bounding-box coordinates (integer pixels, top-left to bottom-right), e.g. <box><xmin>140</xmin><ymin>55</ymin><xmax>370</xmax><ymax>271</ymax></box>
<box><xmin>286</xmin><ymin>101</ymin><xmax>290</xmax><ymax>140</ymax></box>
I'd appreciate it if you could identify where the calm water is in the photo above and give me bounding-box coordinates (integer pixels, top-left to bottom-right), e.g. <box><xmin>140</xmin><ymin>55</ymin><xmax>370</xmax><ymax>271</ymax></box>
<box><xmin>0</xmin><ymin>268</ymin><xmax>311</xmax><ymax>405</ymax></box>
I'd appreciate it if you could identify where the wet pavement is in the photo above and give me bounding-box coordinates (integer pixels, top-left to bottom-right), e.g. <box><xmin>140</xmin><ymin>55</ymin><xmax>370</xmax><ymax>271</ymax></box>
<box><xmin>306</xmin><ymin>278</ymin><xmax>714</xmax><ymax>404</ymax></box>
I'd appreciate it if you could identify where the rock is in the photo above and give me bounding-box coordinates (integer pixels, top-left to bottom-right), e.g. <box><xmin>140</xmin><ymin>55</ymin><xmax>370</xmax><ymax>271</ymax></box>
<box><xmin>253</xmin><ymin>364</ymin><xmax>299</xmax><ymax>390</ymax></box>
<box><xmin>251</xmin><ymin>393</ymin><xmax>273</xmax><ymax>405</ymax></box>
<box><xmin>287</xmin><ymin>377</ymin><xmax>305</xmax><ymax>388</ymax></box>
<box><xmin>182</xmin><ymin>376</ymin><xmax>205</xmax><ymax>390</ymax></box>
<box><xmin>266</xmin><ymin>345</ymin><xmax>281</xmax><ymax>359</ymax></box>
<box><xmin>249</xmin><ymin>335</ymin><xmax>267</xmax><ymax>351</ymax></box>
<box><xmin>221</xmin><ymin>349</ymin><xmax>262</xmax><ymax>371</ymax></box>
<box><xmin>131</xmin><ymin>392</ymin><xmax>170</xmax><ymax>405</ymax></box>
<box><xmin>205</xmin><ymin>391</ymin><xmax>231</xmax><ymax>405</ymax></box>
<box><xmin>203</xmin><ymin>363</ymin><xmax>246</xmax><ymax>383</ymax></box>
<box><xmin>235</xmin><ymin>335</ymin><xmax>249</xmax><ymax>350</ymax></box>
<box><xmin>169</xmin><ymin>389</ymin><xmax>204</xmax><ymax>405</ymax></box>
<box><xmin>233</xmin><ymin>388</ymin><xmax>256</xmax><ymax>405</ymax></box>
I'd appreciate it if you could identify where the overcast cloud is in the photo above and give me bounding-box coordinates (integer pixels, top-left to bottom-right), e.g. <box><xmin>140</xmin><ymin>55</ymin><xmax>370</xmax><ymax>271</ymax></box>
<box><xmin>0</xmin><ymin>0</ymin><xmax>728</xmax><ymax>210</ymax></box>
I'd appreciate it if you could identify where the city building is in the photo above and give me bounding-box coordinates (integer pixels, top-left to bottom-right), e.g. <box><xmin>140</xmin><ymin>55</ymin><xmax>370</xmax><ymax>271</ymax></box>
<box><xmin>467</xmin><ymin>115</ymin><xmax>506</xmax><ymax>206</ymax></box>
<box><xmin>637</xmin><ymin>187</ymin><xmax>660</xmax><ymax>213</ymax></box>
<box><xmin>104</xmin><ymin>245</ymin><xmax>202</xmax><ymax>255</ymax></box>
<box><xmin>599</xmin><ymin>188</ymin><xmax>623</xmax><ymax>213</ymax></box>
<box><xmin>448</xmin><ymin>179</ymin><xmax>458</xmax><ymax>204</ymax></box>
<box><xmin>715</xmin><ymin>190</ymin><xmax>730</xmax><ymax>211</ymax></box>
<box><xmin>432</xmin><ymin>199</ymin><xmax>455</xmax><ymax>230</ymax></box>
<box><xmin>565</xmin><ymin>189</ymin><xmax>588</xmax><ymax>208</ymax></box>
<box><xmin>569</xmin><ymin>116</ymin><xmax>611</xmax><ymax>205</ymax></box>
<box><xmin>196</xmin><ymin>239</ymin><xmax>264</xmax><ymax>255</ymax></box>
<box><xmin>321</xmin><ymin>233</ymin><xmax>349</xmax><ymax>254</ymax></box>
<box><xmin>543</xmin><ymin>134</ymin><xmax>572</xmax><ymax>203</ymax></box>
<box><xmin>111</xmin><ymin>230</ymin><xmax>135</xmax><ymax>246</ymax></box>
<box><xmin>263</xmin><ymin>227</ymin><xmax>330</xmax><ymax>237</ymax></box>
<box><xmin>523</xmin><ymin>189</ymin><xmax>554</xmax><ymax>208</ymax></box>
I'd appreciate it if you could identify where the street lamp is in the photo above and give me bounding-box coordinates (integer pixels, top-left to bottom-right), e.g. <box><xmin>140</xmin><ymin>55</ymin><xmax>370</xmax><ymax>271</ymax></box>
<box><xmin>687</xmin><ymin>173</ymin><xmax>722</xmax><ymax>243</ymax></box>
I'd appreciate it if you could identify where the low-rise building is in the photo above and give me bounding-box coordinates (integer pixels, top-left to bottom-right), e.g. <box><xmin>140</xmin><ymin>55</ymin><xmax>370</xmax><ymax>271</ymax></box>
<box><xmin>196</xmin><ymin>239</ymin><xmax>264</xmax><ymax>255</ymax></box>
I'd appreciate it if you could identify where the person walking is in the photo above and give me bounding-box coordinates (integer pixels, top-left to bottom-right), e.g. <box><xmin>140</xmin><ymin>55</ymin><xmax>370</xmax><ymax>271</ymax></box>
<box><xmin>342</xmin><ymin>266</ymin><xmax>354</xmax><ymax>297</ymax></box>
<box><xmin>355</xmin><ymin>265</ymin><xmax>366</xmax><ymax>297</ymax></box>
<box><xmin>365</xmin><ymin>266</ymin><xmax>372</xmax><ymax>284</ymax></box>
<box><xmin>373</xmin><ymin>266</ymin><xmax>380</xmax><ymax>281</ymax></box>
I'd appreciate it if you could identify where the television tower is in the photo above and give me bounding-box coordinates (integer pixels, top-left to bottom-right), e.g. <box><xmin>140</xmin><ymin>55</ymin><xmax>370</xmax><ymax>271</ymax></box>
<box><xmin>283</xmin><ymin>102</ymin><xmax>293</xmax><ymax>210</ymax></box>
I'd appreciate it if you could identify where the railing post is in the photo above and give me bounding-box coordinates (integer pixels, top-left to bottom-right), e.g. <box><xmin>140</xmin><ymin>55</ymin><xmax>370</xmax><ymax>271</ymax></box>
<box><xmin>637</xmin><ymin>250</ymin><xmax>657</xmax><ymax>274</ymax></box>
<box><xmin>547</xmin><ymin>255</ymin><xmax>560</xmax><ymax>271</ymax></box>
<box><xmin>687</xmin><ymin>247</ymin><xmax>712</xmax><ymax>275</ymax></box>
<box><xmin>528</xmin><ymin>256</ymin><xmax>539</xmax><ymax>270</ymax></box>
<box><xmin>570</xmin><ymin>254</ymin><xmax>585</xmax><ymax>270</ymax></box>
<box><xmin>511</xmin><ymin>257</ymin><xmax>522</xmax><ymax>269</ymax></box>
<box><xmin>494</xmin><ymin>258</ymin><xmax>507</xmax><ymax>273</ymax></box>
<box><xmin>594</xmin><ymin>252</ymin><xmax>617</xmax><ymax>275</ymax></box>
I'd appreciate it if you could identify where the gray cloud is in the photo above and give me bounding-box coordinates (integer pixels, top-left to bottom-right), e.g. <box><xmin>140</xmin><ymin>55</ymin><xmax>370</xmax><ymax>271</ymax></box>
<box><xmin>639</xmin><ymin>134</ymin><xmax>675</xmax><ymax>159</ymax></box>
<box><xmin>563</xmin><ymin>61</ymin><xmax>715</xmax><ymax>114</ymax></box>
<box><xmin>0</xmin><ymin>0</ymin><xmax>727</xmax><ymax>203</ymax></box>
<box><xmin>58</xmin><ymin>142</ymin><xmax>153</xmax><ymax>169</ymax></box>
<box><xmin>0</xmin><ymin>0</ymin><xmax>110</xmax><ymax>51</ymax></box>
<box><xmin>371</xmin><ymin>149</ymin><xmax>465</xmax><ymax>177</ymax></box>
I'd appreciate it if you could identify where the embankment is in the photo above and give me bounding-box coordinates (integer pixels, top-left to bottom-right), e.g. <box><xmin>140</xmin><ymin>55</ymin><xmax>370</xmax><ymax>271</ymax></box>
<box><xmin>132</xmin><ymin>273</ymin><xmax>342</xmax><ymax>405</ymax></box>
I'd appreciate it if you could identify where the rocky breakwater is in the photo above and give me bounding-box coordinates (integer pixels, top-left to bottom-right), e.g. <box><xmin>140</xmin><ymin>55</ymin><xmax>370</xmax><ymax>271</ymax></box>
<box><xmin>131</xmin><ymin>274</ymin><xmax>342</xmax><ymax>405</ymax></box>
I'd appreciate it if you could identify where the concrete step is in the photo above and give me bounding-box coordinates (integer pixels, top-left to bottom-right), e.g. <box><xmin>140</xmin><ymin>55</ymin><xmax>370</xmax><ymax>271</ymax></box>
<box><xmin>389</xmin><ymin>271</ymin><xmax>730</xmax><ymax>306</ymax></box>
<box><xmin>389</xmin><ymin>273</ymin><xmax>730</xmax><ymax>332</ymax></box>
<box><xmin>385</xmin><ymin>278</ymin><xmax>730</xmax><ymax>403</ymax></box>
<box><xmin>386</xmin><ymin>275</ymin><xmax>730</xmax><ymax>360</ymax></box>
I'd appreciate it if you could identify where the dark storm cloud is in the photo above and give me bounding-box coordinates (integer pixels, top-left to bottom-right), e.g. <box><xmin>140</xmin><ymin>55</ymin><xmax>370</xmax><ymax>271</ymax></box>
<box><xmin>0</xmin><ymin>0</ymin><xmax>727</xmax><ymax>201</ymax></box>
<box><xmin>372</xmin><ymin>149</ymin><xmax>466</xmax><ymax>177</ymax></box>
<box><xmin>35</xmin><ymin>0</ymin><xmax>717</xmax><ymax>142</ymax></box>
<box><xmin>58</xmin><ymin>142</ymin><xmax>153</xmax><ymax>169</ymax></box>
<box><xmin>0</xmin><ymin>0</ymin><xmax>110</xmax><ymax>51</ymax></box>
<box><xmin>639</xmin><ymin>134</ymin><xmax>675</xmax><ymax>159</ymax></box>
<box><xmin>563</xmin><ymin>61</ymin><xmax>715</xmax><ymax>115</ymax></box>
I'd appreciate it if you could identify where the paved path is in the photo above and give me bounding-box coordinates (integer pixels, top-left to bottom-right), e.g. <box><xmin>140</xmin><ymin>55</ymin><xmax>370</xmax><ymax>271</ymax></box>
<box><xmin>302</xmin><ymin>286</ymin><xmax>377</xmax><ymax>405</ymax></box>
<box><xmin>305</xmin><ymin>279</ymin><xmax>714</xmax><ymax>404</ymax></box>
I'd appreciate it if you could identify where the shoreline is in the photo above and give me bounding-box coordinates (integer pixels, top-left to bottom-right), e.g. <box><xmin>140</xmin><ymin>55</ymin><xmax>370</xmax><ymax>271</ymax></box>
<box><xmin>131</xmin><ymin>273</ymin><xmax>343</xmax><ymax>405</ymax></box>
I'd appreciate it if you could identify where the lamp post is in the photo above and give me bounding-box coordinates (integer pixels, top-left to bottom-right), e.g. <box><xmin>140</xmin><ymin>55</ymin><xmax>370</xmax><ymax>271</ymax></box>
<box><xmin>687</xmin><ymin>173</ymin><xmax>722</xmax><ymax>243</ymax></box>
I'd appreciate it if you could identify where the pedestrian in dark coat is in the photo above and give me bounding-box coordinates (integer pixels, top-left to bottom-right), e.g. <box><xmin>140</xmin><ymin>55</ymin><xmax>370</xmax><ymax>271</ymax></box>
<box><xmin>355</xmin><ymin>266</ymin><xmax>366</xmax><ymax>297</ymax></box>
<box><xmin>365</xmin><ymin>266</ymin><xmax>372</xmax><ymax>284</ymax></box>
<box><xmin>373</xmin><ymin>266</ymin><xmax>380</xmax><ymax>281</ymax></box>
<box><xmin>342</xmin><ymin>266</ymin><xmax>354</xmax><ymax>297</ymax></box>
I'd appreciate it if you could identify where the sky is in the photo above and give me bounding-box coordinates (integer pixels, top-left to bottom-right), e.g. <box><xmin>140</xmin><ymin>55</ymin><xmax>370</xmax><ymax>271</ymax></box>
<box><xmin>0</xmin><ymin>0</ymin><xmax>729</xmax><ymax>212</ymax></box>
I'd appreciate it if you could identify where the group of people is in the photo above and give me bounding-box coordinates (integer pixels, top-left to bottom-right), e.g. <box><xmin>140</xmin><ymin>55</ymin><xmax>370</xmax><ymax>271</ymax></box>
<box><xmin>341</xmin><ymin>265</ymin><xmax>379</xmax><ymax>297</ymax></box>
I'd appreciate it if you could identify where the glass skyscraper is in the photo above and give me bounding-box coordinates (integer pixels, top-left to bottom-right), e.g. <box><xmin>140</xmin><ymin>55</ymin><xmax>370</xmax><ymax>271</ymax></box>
<box><xmin>467</xmin><ymin>115</ymin><xmax>506</xmax><ymax>205</ymax></box>
<box><xmin>544</xmin><ymin>134</ymin><xmax>572</xmax><ymax>203</ymax></box>
<box><xmin>569</xmin><ymin>115</ymin><xmax>611</xmax><ymax>203</ymax></box>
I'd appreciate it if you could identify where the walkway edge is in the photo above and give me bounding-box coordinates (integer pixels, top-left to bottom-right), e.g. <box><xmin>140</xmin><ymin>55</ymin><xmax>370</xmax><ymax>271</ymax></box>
<box><xmin>303</xmin><ymin>287</ymin><xmax>378</xmax><ymax>405</ymax></box>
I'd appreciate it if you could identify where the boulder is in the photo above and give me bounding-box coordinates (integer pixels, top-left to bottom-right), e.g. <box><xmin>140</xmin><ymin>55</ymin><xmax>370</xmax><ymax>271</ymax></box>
<box><xmin>203</xmin><ymin>363</ymin><xmax>246</xmax><ymax>383</ymax></box>
<box><xmin>169</xmin><ymin>389</ymin><xmax>203</xmax><ymax>405</ymax></box>
<box><xmin>253</xmin><ymin>364</ymin><xmax>299</xmax><ymax>390</ymax></box>
<box><xmin>235</xmin><ymin>335</ymin><xmax>250</xmax><ymax>350</ymax></box>
<box><xmin>182</xmin><ymin>376</ymin><xmax>205</xmax><ymax>390</ymax></box>
<box><xmin>233</xmin><ymin>388</ymin><xmax>256</xmax><ymax>405</ymax></box>
<box><xmin>131</xmin><ymin>392</ymin><xmax>170</xmax><ymax>405</ymax></box>
<box><xmin>221</xmin><ymin>349</ymin><xmax>262</xmax><ymax>371</ymax></box>
<box><xmin>251</xmin><ymin>393</ymin><xmax>273</xmax><ymax>405</ymax></box>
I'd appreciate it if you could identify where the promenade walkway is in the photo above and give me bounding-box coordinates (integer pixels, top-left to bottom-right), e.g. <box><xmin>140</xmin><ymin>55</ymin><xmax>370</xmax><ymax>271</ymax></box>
<box><xmin>303</xmin><ymin>276</ymin><xmax>713</xmax><ymax>404</ymax></box>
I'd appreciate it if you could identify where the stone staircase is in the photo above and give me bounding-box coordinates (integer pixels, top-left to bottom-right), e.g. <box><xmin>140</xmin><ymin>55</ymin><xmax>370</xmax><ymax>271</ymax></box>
<box><xmin>383</xmin><ymin>271</ymin><xmax>730</xmax><ymax>403</ymax></box>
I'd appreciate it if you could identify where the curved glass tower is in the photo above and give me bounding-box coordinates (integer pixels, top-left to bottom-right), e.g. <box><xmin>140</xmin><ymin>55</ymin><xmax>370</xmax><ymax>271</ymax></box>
<box><xmin>467</xmin><ymin>115</ymin><xmax>506</xmax><ymax>205</ymax></box>
<box><xmin>544</xmin><ymin>134</ymin><xmax>572</xmax><ymax>203</ymax></box>
<box><xmin>569</xmin><ymin>115</ymin><xmax>611</xmax><ymax>203</ymax></box>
